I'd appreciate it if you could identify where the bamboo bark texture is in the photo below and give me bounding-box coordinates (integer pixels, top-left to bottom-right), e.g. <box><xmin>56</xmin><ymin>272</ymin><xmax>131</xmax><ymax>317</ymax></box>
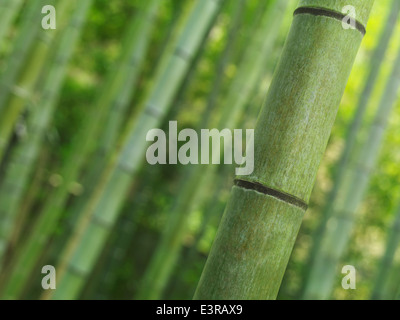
<box><xmin>194</xmin><ymin>0</ymin><xmax>375</xmax><ymax>300</ymax></box>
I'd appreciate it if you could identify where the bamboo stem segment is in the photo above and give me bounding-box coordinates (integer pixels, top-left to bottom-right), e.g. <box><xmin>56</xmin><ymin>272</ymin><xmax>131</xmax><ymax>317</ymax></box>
<box><xmin>194</xmin><ymin>0</ymin><xmax>375</xmax><ymax>300</ymax></box>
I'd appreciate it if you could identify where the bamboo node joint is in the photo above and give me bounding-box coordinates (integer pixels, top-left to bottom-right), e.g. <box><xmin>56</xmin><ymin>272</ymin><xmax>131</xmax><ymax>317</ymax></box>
<box><xmin>234</xmin><ymin>179</ymin><xmax>308</xmax><ymax>211</ymax></box>
<box><xmin>293</xmin><ymin>6</ymin><xmax>366</xmax><ymax>36</ymax></box>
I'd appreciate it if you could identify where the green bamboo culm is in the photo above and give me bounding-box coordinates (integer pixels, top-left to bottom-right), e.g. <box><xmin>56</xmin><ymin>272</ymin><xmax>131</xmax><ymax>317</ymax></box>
<box><xmin>302</xmin><ymin>42</ymin><xmax>400</xmax><ymax>300</ymax></box>
<box><xmin>49</xmin><ymin>0</ymin><xmax>223</xmax><ymax>300</ymax></box>
<box><xmin>194</xmin><ymin>0</ymin><xmax>375</xmax><ymax>300</ymax></box>
<box><xmin>302</xmin><ymin>0</ymin><xmax>400</xmax><ymax>296</ymax></box>
<box><xmin>0</xmin><ymin>0</ymin><xmax>94</xmax><ymax>299</ymax></box>
<box><xmin>0</xmin><ymin>0</ymin><xmax>24</xmax><ymax>50</ymax></box>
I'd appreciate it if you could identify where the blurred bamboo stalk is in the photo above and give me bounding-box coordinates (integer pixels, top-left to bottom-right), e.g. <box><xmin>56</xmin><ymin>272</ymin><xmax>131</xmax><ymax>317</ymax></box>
<box><xmin>0</xmin><ymin>0</ymin><xmax>94</xmax><ymax>299</ymax></box>
<box><xmin>0</xmin><ymin>0</ymin><xmax>74</xmax><ymax>164</ymax></box>
<box><xmin>49</xmin><ymin>0</ymin><xmax>224</xmax><ymax>300</ymax></box>
<box><xmin>57</xmin><ymin>0</ymin><xmax>168</xmax><ymax>241</ymax></box>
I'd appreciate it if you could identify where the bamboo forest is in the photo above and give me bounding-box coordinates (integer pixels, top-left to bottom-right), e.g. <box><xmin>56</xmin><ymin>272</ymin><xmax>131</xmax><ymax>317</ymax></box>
<box><xmin>0</xmin><ymin>0</ymin><xmax>399</xmax><ymax>302</ymax></box>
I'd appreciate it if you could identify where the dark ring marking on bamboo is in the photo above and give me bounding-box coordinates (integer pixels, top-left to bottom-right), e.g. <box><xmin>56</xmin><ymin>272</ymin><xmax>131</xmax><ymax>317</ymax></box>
<box><xmin>234</xmin><ymin>179</ymin><xmax>308</xmax><ymax>211</ymax></box>
<box><xmin>293</xmin><ymin>6</ymin><xmax>366</xmax><ymax>36</ymax></box>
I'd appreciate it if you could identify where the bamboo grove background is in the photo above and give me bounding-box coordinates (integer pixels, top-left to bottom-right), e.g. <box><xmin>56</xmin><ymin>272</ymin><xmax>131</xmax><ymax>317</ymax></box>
<box><xmin>0</xmin><ymin>0</ymin><xmax>399</xmax><ymax>300</ymax></box>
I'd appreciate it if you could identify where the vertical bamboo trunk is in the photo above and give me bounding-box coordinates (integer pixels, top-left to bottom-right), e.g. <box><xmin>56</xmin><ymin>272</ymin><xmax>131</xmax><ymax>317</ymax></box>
<box><xmin>371</xmin><ymin>202</ymin><xmax>400</xmax><ymax>299</ymax></box>
<box><xmin>136</xmin><ymin>0</ymin><xmax>289</xmax><ymax>300</ymax></box>
<box><xmin>303</xmin><ymin>0</ymin><xmax>400</xmax><ymax>294</ymax></box>
<box><xmin>47</xmin><ymin>0</ymin><xmax>223</xmax><ymax>300</ymax></box>
<box><xmin>0</xmin><ymin>0</ymin><xmax>94</xmax><ymax>299</ymax></box>
<box><xmin>194</xmin><ymin>0</ymin><xmax>375</xmax><ymax>300</ymax></box>
<box><xmin>303</xmin><ymin>43</ymin><xmax>400</xmax><ymax>300</ymax></box>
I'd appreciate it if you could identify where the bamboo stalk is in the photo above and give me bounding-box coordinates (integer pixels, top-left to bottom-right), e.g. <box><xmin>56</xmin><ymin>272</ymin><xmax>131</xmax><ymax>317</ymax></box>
<box><xmin>194</xmin><ymin>0</ymin><xmax>375</xmax><ymax>300</ymax></box>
